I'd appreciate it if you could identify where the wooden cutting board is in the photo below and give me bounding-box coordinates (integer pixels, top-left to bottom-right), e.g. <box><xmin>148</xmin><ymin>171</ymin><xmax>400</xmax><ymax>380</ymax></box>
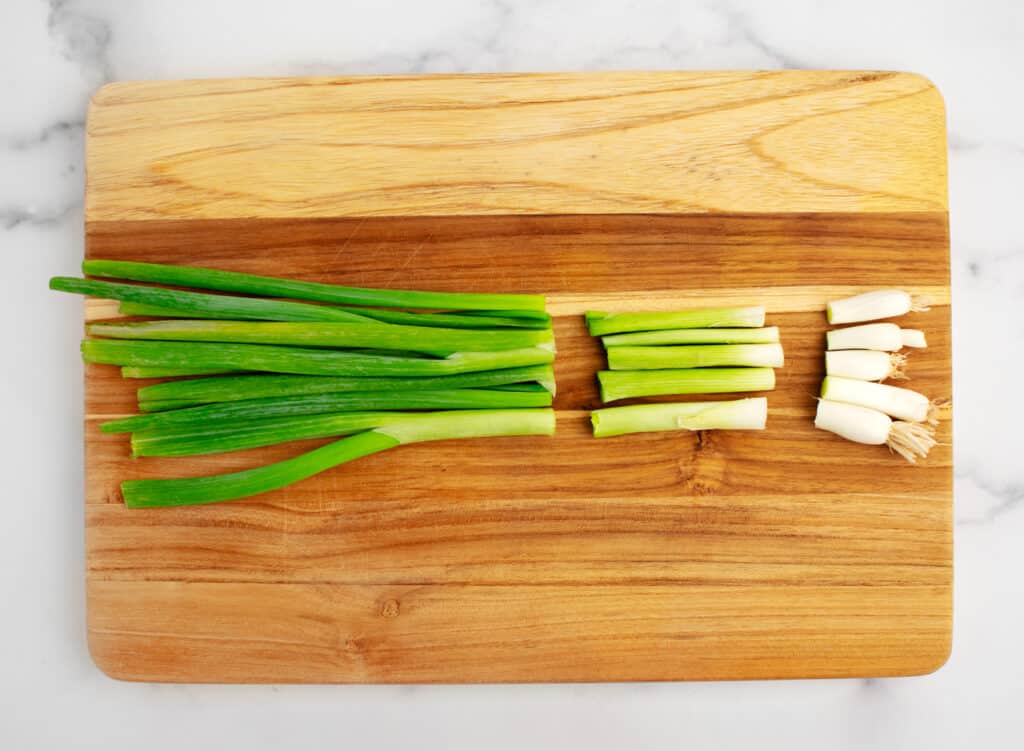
<box><xmin>82</xmin><ymin>71</ymin><xmax>952</xmax><ymax>683</ymax></box>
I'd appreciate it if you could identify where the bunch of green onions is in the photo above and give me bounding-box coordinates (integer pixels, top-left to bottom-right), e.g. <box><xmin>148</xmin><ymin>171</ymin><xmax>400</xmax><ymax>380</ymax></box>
<box><xmin>52</xmin><ymin>261</ymin><xmax>557</xmax><ymax>507</ymax></box>
<box><xmin>814</xmin><ymin>290</ymin><xmax>939</xmax><ymax>462</ymax></box>
<box><xmin>586</xmin><ymin>306</ymin><xmax>781</xmax><ymax>437</ymax></box>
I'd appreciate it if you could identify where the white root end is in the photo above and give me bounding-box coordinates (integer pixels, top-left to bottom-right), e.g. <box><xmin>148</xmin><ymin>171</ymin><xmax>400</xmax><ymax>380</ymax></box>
<box><xmin>887</xmin><ymin>352</ymin><xmax>909</xmax><ymax>380</ymax></box>
<box><xmin>910</xmin><ymin>295</ymin><xmax>932</xmax><ymax>313</ymax></box>
<box><xmin>887</xmin><ymin>420</ymin><xmax>937</xmax><ymax>463</ymax></box>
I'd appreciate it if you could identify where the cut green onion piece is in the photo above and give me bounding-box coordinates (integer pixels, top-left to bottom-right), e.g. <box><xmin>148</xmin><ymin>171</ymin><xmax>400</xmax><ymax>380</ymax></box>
<box><xmin>118</xmin><ymin>301</ymin><xmax>550</xmax><ymax>330</ymax></box>
<box><xmin>591</xmin><ymin>397</ymin><xmax>767</xmax><ymax>437</ymax></box>
<box><xmin>597</xmin><ymin>368</ymin><xmax>775</xmax><ymax>402</ymax></box>
<box><xmin>82</xmin><ymin>339</ymin><xmax>554</xmax><ymax>377</ymax></box>
<box><xmin>122</xmin><ymin>366</ymin><xmax>245</xmax><ymax>379</ymax></box>
<box><xmin>137</xmin><ymin>365</ymin><xmax>557</xmax><ymax>410</ymax></box>
<box><xmin>83</xmin><ymin>259</ymin><xmax>546</xmax><ymax>313</ymax></box>
<box><xmin>602</xmin><ymin>327</ymin><xmax>779</xmax><ymax>347</ymax></box>
<box><xmin>121</xmin><ymin>409</ymin><xmax>556</xmax><ymax>508</ymax></box>
<box><xmin>900</xmin><ymin>329</ymin><xmax>927</xmax><ymax>348</ymax></box>
<box><xmin>131</xmin><ymin>411</ymin><xmax>423</xmax><ymax>457</ymax></box>
<box><xmin>102</xmin><ymin>388</ymin><xmax>554</xmax><ymax>434</ymax></box>
<box><xmin>586</xmin><ymin>306</ymin><xmax>765</xmax><ymax>336</ymax></box>
<box><xmin>825</xmin><ymin>351</ymin><xmax>907</xmax><ymax>381</ymax></box>
<box><xmin>826</xmin><ymin>290</ymin><xmax>930</xmax><ymax>324</ymax></box>
<box><xmin>814</xmin><ymin>399</ymin><xmax>936</xmax><ymax>463</ymax></box>
<box><xmin>50</xmin><ymin>277</ymin><xmax>371</xmax><ymax>323</ymax></box>
<box><xmin>826</xmin><ymin>323</ymin><xmax>902</xmax><ymax>352</ymax></box>
<box><xmin>606</xmin><ymin>343</ymin><xmax>783</xmax><ymax>370</ymax></box>
<box><xmin>820</xmin><ymin>376</ymin><xmax>931</xmax><ymax>423</ymax></box>
<box><xmin>87</xmin><ymin>320</ymin><xmax>554</xmax><ymax>358</ymax></box>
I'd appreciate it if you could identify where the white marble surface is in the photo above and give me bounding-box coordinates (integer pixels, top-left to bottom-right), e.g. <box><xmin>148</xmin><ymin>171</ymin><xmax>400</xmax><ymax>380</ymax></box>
<box><xmin>2</xmin><ymin>0</ymin><xmax>1021</xmax><ymax>747</ymax></box>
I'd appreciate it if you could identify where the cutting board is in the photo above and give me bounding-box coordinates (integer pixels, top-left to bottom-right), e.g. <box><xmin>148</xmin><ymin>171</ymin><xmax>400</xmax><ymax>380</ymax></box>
<box><xmin>82</xmin><ymin>71</ymin><xmax>952</xmax><ymax>683</ymax></box>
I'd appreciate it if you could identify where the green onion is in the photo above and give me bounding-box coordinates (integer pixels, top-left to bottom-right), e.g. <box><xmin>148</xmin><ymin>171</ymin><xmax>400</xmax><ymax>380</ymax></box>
<box><xmin>118</xmin><ymin>301</ymin><xmax>551</xmax><ymax>330</ymax></box>
<box><xmin>50</xmin><ymin>277</ymin><xmax>371</xmax><ymax>323</ymax></box>
<box><xmin>131</xmin><ymin>411</ymin><xmax>423</xmax><ymax>457</ymax></box>
<box><xmin>121</xmin><ymin>366</ymin><xmax>245</xmax><ymax>379</ymax></box>
<box><xmin>87</xmin><ymin>320</ymin><xmax>554</xmax><ymax>358</ymax></box>
<box><xmin>826</xmin><ymin>323</ymin><xmax>903</xmax><ymax>352</ymax></box>
<box><xmin>82</xmin><ymin>339</ymin><xmax>554</xmax><ymax>377</ymax></box>
<box><xmin>814</xmin><ymin>399</ymin><xmax>936</xmax><ymax>463</ymax></box>
<box><xmin>121</xmin><ymin>409</ymin><xmax>556</xmax><ymax>507</ymax></box>
<box><xmin>137</xmin><ymin>366</ymin><xmax>556</xmax><ymax>411</ymax></box>
<box><xmin>820</xmin><ymin>376</ymin><xmax>931</xmax><ymax>423</ymax></box>
<box><xmin>602</xmin><ymin>327</ymin><xmax>779</xmax><ymax>347</ymax></box>
<box><xmin>84</xmin><ymin>259</ymin><xmax>546</xmax><ymax>313</ymax></box>
<box><xmin>101</xmin><ymin>388</ymin><xmax>553</xmax><ymax>434</ymax></box>
<box><xmin>585</xmin><ymin>307</ymin><xmax>765</xmax><ymax>336</ymax></box>
<box><xmin>606</xmin><ymin>343</ymin><xmax>784</xmax><ymax>370</ymax></box>
<box><xmin>598</xmin><ymin>368</ymin><xmax>775</xmax><ymax>402</ymax></box>
<box><xmin>591</xmin><ymin>397</ymin><xmax>767</xmax><ymax>437</ymax></box>
<box><xmin>825</xmin><ymin>351</ymin><xmax>907</xmax><ymax>381</ymax></box>
<box><xmin>826</xmin><ymin>290</ymin><xmax>929</xmax><ymax>325</ymax></box>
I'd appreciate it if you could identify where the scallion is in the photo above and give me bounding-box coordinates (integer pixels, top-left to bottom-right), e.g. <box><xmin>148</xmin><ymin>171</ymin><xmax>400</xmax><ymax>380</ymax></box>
<box><xmin>606</xmin><ymin>343</ymin><xmax>784</xmax><ymax>371</ymax></box>
<box><xmin>118</xmin><ymin>301</ymin><xmax>551</xmax><ymax>330</ymax></box>
<box><xmin>101</xmin><ymin>388</ymin><xmax>553</xmax><ymax>434</ymax></box>
<box><xmin>602</xmin><ymin>327</ymin><xmax>779</xmax><ymax>348</ymax></box>
<box><xmin>51</xmin><ymin>277</ymin><xmax>371</xmax><ymax>323</ymax></box>
<box><xmin>826</xmin><ymin>290</ymin><xmax>930</xmax><ymax>324</ymax></box>
<box><xmin>598</xmin><ymin>368</ymin><xmax>775</xmax><ymax>402</ymax></box>
<box><xmin>820</xmin><ymin>376</ymin><xmax>931</xmax><ymax>423</ymax></box>
<box><xmin>121</xmin><ymin>409</ymin><xmax>556</xmax><ymax>507</ymax></box>
<box><xmin>87</xmin><ymin>320</ymin><xmax>553</xmax><ymax>358</ymax></box>
<box><xmin>826</xmin><ymin>323</ymin><xmax>903</xmax><ymax>352</ymax></box>
<box><xmin>82</xmin><ymin>339</ymin><xmax>554</xmax><ymax>377</ymax></box>
<box><xmin>131</xmin><ymin>411</ymin><xmax>421</xmax><ymax>457</ymax></box>
<box><xmin>83</xmin><ymin>259</ymin><xmax>546</xmax><ymax>313</ymax></box>
<box><xmin>591</xmin><ymin>397</ymin><xmax>767</xmax><ymax>437</ymax></box>
<box><xmin>137</xmin><ymin>366</ymin><xmax>556</xmax><ymax>411</ymax></box>
<box><xmin>814</xmin><ymin>399</ymin><xmax>936</xmax><ymax>463</ymax></box>
<box><xmin>586</xmin><ymin>306</ymin><xmax>765</xmax><ymax>336</ymax></box>
<box><xmin>825</xmin><ymin>351</ymin><xmax>907</xmax><ymax>381</ymax></box>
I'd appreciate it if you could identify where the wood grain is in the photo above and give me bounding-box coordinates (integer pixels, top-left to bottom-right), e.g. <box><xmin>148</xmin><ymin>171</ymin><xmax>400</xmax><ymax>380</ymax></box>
<box><xmin>83</xmin><ymin>72</ymin><xmax>951</xmax><ymax>683</ymax></box>
<box><xmin>86</xmin><ymin>71</ymin><xmax>946</xmax><ymax>219</ymax></box>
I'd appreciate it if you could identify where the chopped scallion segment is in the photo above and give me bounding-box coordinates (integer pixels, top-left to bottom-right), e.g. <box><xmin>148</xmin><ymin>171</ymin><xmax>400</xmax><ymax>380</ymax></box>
<box><xmin>598</xmin><ymin>367</ymin><xmax>775</xmax><ymax>402</ymax></box>
<box><xmin>814</xmin><ymin>399</ymin><xmax>936</xmax><ymax>463</ymax></box>
<box><xmin>586</xmin><ymin>306</ymin><xmax>765</xmax><ymax>336</ymax></box>
<box><xmin>591</xmin><ymin>397</ymin><xmax>767</xmax><ymax>437</ymax></box>
<box><xmin>825</xmin><ymin>350</ymin><xmax>907</xmax><ymax>381</ymax></box>
<box><xmin>826</xmin><ymin>323</ymin><xmax>903</xmax><ymax>352</ymax></box>
<box><xmin>602</xmin><ymin>327</ymin><xmax>779</xmax><ymax>347</ymax></box>
<box><xmin>820</xmin><ymin>376</ymin><xmax>931</xmax><ymax>423</ymax></box>
<box><xmin>826</xmin><ymin>290</ymin><xmax>930</xmax><ymax>325</ymax></box>
<box><xmin>606</xmin><ymin>343</ymin><xmax>783</xmax><ymax>370</ymax></box>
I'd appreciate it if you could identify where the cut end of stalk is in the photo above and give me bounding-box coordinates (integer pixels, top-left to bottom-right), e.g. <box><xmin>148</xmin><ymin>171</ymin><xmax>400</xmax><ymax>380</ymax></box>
<box><xmin>910</xmin><ymin>295</ymin><xmax>932</xmax><ymax>313</ymax></box>
<box><xmin>887</xmin><ymin>420</ymin><xmax>937</xmax><ymax>463</ymax></box>
<box><xmin>926</xmin><ymin>399</ymin><xmax>951</xmax><ymax>426</ymax></box>
<box><xmin>887</xmin><ymin>352</ymin><xmax>909</xmax><ymax>380</ymax></box>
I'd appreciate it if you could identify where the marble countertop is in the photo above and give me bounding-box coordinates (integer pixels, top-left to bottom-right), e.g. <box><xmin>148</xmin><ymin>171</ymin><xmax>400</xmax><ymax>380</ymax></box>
<box><xmin>2</xmin><ymin>1</ymin><xmax>1020</xmax><ymax>748</ymax></box>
